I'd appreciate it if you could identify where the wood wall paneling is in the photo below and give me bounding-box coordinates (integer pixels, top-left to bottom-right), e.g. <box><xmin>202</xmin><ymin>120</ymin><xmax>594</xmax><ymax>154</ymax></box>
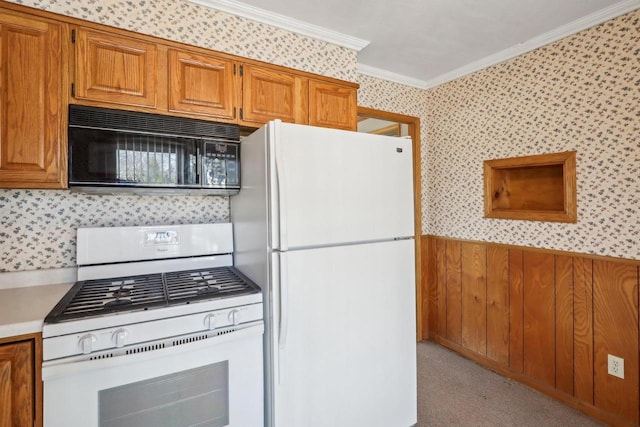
<box><xmin>573</xmin><ymin>257</ymin><xmax>594</xmax><ymax>404</ymax></box>
<box><xmin>461</xmin><ymin>242</ymin><xmax>487</xmax><ymax>355</ymax></box>
<box><xmin>509</xmin><ymin>248</ymin><xmax>524</xmax><ymax>372</ymax></box>
<box><xmin>445</xmin><ymin>240</ymin><xmax>462</xmax><ymax>345</ymax></box>
<box><xmin>486</xmin><ymin>246</ymin><xmax>509</xmax><ymax>365</ymax></box>
<box><xmin>424</xmin><ymin>236</ymin><xmax>640</xmax><ymax>426</ymax></box>
<box><xmin>426</xmin><ymin>237</ymin><xmax>438</xmax><ymax>338</ymax></box>
<box><xmin>555</xmin><ymin>255</ymin><xmax>574</xmax><ymax>395</ymax></box>
<box><xmin>523</xmin><ymin>252</ymin><xmax>556</xmax><ymax>386</ymax></box>
<box><xmin>419</xmin><ymin>237</ymin><xmax>429</xmax><ymax>338</ymax></box>
<box><xmin>436</xmin><ymin>239</ymin><xmax>447</xmax><ymax>338</ymax></box>
<box><xmin>592</xmin><ymin>260</ymin><xmax>639</xmax><ymax>424</ymax></box>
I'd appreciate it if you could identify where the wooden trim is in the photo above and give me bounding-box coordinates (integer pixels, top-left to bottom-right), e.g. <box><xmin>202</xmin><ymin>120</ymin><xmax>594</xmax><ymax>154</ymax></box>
<box><xmin>483</xmin><ymin>151</ymin><xmax>577</xmax><ymax>223</ymax></box>
<box><xmin>423</xmin><ymin>234</ymin><xmax>640</xmax><ymax>267</ymax></box>
<box><xmin>431</xmin><ymin>336</ymin><xmax>638</xmax><ymax>427</ymax></box>
<box><xmin>358</xmin><ymin>107</ymin><xmax>424</xmax><ymax>340</ymax></box>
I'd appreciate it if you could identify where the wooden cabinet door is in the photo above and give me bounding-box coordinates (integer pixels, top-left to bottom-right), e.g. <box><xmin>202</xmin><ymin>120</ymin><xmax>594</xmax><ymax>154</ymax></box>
<box><xmin>240</xmin><ymin>64</ymin><xmax>308</xmax><ymax>125</ymax></box>
<box><xmin>168</xmin><ymin>49</ymin><xmax>236</xmax><ymax>120</ymax></box>
<box><xmin>309</xmin><ymin>80</ymin><xmax>357</xmax><ymax>131</ymax></box>
<box><xmin>75</xmin><ymin>28</ymin><xmax>158</xmax><ymax>109</ymax></box>
<box><xmin>0</xmin><ymin>341</ymin><xmax>34</xmax><ymax>427</ymax></box>
<box><xmin>0</xmin><ymin>11</ymin><xmax>65</xmax><ymax>188</ymax></box>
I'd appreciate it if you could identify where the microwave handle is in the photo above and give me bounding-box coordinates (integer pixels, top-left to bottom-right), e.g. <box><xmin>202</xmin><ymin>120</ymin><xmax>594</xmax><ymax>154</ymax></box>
<box><xmin>196</xmin><ymin>142</ymin><xmax>201</xmax><ymax>184</ymax></box>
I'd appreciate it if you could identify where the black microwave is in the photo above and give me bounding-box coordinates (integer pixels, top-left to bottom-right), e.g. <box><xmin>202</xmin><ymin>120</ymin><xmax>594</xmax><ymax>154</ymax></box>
<box><xmin>68</xmin><ymin>105</ymin><xmax>241</xmax><ymax>195</ymax></box>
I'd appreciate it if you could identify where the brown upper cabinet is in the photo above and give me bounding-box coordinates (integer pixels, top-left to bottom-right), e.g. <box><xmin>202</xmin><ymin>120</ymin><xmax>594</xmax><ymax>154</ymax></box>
<box><xmin>168</xmin><ymin>49</ymin><xmax>236</xmax><ymax>120</ymax></box>
<box><xmin>240</xmin><ymin>64</ymin><xmax>357</xmax><ymax>130</ymax></box>
<box><xmin>309</xmin><ymin>80</ymin><xmax>357</xmax><ymax>131</ymax></box>
<box><xmin>239</xmin><ymin>64</ymin><xmax>308</xmax><ymax>126</ymax></box>
<box><xmin>74</xmin><ymin>27</ymin><xmax>159</xmax><ymax>109</ymax></box>
<box><xmin>0</xmin><ymin>9</ymin><xmax>67</xmax><ymax>189</ymax></box>
<box><xmin>71</xmin><ymin>27</ymin><xmax>357</xmax><ymax>130</ymax></box>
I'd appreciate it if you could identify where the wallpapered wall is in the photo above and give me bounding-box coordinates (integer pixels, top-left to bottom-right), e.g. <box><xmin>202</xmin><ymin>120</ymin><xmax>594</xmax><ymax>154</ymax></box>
<box><xmin>1</xmin><ymin>0</ymin><xmax>362</xmax><ymax>273</ymax></box>
<box><xmin>425</xmin><ymin>9</ymin><xmax>639</xmax><ymax>260</ymax></box>
<box><xmin>1</xmin><ymin>0</ymin><xmax>637</xmax><ymax>272</ymax></box>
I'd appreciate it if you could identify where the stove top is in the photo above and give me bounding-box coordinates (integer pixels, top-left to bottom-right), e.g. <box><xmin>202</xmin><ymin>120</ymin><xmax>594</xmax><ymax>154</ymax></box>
<box><xmin>45</xmin><ymin>266</ymin><xmax>260</xmax><ymax>323</ymax></box>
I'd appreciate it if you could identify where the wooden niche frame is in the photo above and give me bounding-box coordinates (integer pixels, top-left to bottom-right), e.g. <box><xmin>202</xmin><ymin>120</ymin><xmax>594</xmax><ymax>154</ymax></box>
<box><xmin>484</xmin><ymin>151</ymin><xmax>577</xmax><ymax>223</ymax></box>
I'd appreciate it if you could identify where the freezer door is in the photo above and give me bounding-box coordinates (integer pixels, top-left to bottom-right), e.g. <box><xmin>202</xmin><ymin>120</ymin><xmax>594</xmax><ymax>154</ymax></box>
<box><xmin>271</xmin><ymin>239</ymin><xmax>417</xmax><ymax>427</ymax></box>
<box><xmin>271</xmin><ymin>121</ymin><xmax>414</xmax><ymax>250</ymax></box>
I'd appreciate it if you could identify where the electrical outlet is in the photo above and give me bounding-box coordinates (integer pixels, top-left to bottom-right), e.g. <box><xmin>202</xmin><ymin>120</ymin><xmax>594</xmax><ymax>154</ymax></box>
<box><xmin>608</xmin><ymin>354</ymin><xmax>624</xmax><ymax>379</ymax></box>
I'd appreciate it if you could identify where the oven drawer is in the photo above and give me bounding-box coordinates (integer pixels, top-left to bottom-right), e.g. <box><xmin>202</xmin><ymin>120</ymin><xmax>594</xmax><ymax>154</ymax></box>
<box><xmin>43</xmin><ymin>322</ymin><xmax>264</xmax><ymax>427</ymax></box>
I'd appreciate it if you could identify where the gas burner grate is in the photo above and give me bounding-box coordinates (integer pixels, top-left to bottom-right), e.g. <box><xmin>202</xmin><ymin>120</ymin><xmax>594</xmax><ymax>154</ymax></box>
<box><xmin>44</xmin><ymin>267</ymin><xmax>260</xmax><ymax>323</ymax></box>
<box><xmin>165</xmin><ymin>267</ymin><xmax>260</xmax><ymax>303</ymax></box>
<box><xmin>46</xmin><ymin>273</ymin><xmax>167</xmax><ymax>322</ymax></box>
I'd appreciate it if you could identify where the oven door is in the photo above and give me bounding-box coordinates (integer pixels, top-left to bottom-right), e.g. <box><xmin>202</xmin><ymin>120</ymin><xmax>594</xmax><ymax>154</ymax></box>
<box><xmin>42</xmin><ymin>323</ymin><xmax>264</xmax><ymax>427</ymax></box>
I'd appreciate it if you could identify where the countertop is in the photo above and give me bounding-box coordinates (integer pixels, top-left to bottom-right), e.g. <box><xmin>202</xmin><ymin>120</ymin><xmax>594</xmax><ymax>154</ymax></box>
<box><xmin>0</xmin><ymin>283</ymin><xmax>73</xmax><ymax>339</ymax></box>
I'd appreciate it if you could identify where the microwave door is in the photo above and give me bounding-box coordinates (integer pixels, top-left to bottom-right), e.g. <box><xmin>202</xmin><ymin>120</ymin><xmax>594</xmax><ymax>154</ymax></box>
<box><xmin>69</xmin><ymin>127</ymin><xmax>199</xmax><ymax>188</ymax></box>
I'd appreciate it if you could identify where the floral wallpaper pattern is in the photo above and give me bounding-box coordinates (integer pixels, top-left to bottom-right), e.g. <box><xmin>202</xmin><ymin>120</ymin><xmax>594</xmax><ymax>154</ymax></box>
<box><xmin>0</xmin><ymin>191</ymin><xmax>228</xmax><ymax>272</ymax></box>
<box><xmin>425</xmin><ymin>9</ymin><xmax>640</xmax><ymax>260</ymax></box>
<box><xmin>357</xmin><ymin>74</ymin><xmax>430</xmax><ymax>230</ymax></box>
<box><xmin>1</xmin><ymin>1</ymin><xmax>638</xmax><ymax>274</ymax></box>
<box><xmin>9</xmin><ymin>0</ymin><xmax>357</xmax><ymax>82</ymax></box>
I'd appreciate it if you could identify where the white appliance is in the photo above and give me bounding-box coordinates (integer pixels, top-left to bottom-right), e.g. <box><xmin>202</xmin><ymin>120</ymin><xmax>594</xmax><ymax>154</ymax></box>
<box><xmin>231</xmin><ymin>120</ymin><xmax>417</xmax><ymax>427</ymax></box>
<box><xmin>42</xmin><ymin>223</ymin><xmax>264</xmax><ymax>427</ymax></box>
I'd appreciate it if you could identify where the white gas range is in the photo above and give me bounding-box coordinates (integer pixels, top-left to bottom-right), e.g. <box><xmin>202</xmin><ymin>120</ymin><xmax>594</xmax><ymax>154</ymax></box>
<box><xmin>41</xmin><ymin>223</ymin><xmax>264</xmax><ymax>427</ymax></box>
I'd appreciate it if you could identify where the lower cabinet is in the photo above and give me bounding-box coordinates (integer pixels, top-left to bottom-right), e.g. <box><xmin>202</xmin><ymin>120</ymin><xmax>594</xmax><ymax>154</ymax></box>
<box><xmin>0</xmin><ymin>335</ymin><xmax>41</xmax><ymax>427</ymax></box>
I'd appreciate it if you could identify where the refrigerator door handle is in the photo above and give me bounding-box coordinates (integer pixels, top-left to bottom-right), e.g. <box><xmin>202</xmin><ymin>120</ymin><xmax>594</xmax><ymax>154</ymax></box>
<box><xmin>274</xmin><ymin>128</ymin><xmax>289</xmax><ymax>251</ymax></box>
<box><xmin>278</xmin><ymin>251</ymin><xmax>289</xmax><ymax>350</ymax></box>
<box><xmin>278</xmin><ymin>251</ymin><xmax>289</xmax><ymax>385</ymax></box>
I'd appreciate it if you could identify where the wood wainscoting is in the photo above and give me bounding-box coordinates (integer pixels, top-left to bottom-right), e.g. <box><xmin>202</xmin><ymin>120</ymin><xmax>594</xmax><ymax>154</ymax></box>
<box><xmin>421</xmin><ymin>235</ymin><xmax>640</xmax><ymax>427</ymax></box>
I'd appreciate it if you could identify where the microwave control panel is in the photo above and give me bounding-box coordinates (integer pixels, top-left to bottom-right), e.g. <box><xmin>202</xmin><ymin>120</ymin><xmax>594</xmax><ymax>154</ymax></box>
<box><xmin>203</xmin><ymin>141</ymin><xmax>240</xmax><ymax>189</ymax></box>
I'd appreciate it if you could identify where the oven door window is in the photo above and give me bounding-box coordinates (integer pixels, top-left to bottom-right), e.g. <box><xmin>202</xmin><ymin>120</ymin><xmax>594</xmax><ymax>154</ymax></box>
<box><xmin>69</xmin><ymin>128</ymin><xmax>199</xmax><ymax>187</ymax></box>
<box><xmin>99</xmin><ymin>361</ymin><xmax>229</xmax><ymax>427</ymax></box>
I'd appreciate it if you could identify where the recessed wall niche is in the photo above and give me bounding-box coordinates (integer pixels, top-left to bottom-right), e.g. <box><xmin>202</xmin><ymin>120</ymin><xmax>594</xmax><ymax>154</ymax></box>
<box><xmin>484</xmin><ymin>151</ymin><xmax>577</xmax><ymax>223</ymax></box>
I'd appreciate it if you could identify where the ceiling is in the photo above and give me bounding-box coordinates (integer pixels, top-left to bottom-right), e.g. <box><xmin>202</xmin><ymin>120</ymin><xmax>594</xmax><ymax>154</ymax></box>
<box><xmin>196</xmin><ymin>0</ymin><xmax>638</xmax><ymax>88</ymax></box>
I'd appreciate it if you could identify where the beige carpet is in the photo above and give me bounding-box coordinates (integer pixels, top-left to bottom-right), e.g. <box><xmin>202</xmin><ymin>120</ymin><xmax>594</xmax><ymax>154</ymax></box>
<box><xmin>417</xmin><ymin>341</ymin><xmax>604</xmax><ymax>427</ymax></box>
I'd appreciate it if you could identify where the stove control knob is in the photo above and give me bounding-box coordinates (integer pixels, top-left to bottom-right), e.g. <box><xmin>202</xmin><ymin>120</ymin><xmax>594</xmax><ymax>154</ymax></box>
<box><xmin>112</xmin><ymin>328</ymin><xmax>129</xmax><ymax>348</ymax></box>
<box><xmin>79</xmin><ymin>334</ymin><xmax>97</xmax><ymax>354</ymax></box>
<box><xmin>204</xmin><ymin>313</ymin><xmax>217</xmax><ymax>330</ymax></box>
<box><xmin>228</xmin><ymin>309</ymin><xmax>240</xmax><ymax>326</ymax></box>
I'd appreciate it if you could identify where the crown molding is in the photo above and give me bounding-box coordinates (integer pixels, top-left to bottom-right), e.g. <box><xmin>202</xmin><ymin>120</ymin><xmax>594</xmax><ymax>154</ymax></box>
<box><xmin>357</xmin><ymin>64</ymin><xmax>429</xmax><ymax>89</ymax></box>
<box><xmin>187</xmin><ymin>0</ymin><xmax>369</xmax><ymax>51</ymax></box>
<box><xmin>421</xmin><ymin>0</ymin><xmax>640</xmax><ymax>89</ymax></box>
<box><xmin>360</xmin><ymin>0</ymin><xmax>639</xmax><ymax>90</ymax></box>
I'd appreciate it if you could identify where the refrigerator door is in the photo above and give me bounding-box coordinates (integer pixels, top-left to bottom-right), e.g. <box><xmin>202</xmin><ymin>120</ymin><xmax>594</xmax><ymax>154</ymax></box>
<box><xmin>271</xmin><ymin>239</ymin><xmax>417</xmax><ymax>427</ymax></box>
<box><xmin>271</xmin><ymin>121</ymin><xmax>415</xmax><ymax>250</ymax></box>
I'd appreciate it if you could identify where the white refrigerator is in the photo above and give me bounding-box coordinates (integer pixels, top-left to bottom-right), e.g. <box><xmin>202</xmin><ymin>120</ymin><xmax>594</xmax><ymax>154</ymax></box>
<box><xmin>231</xmin><ymin>120</ymin><xmax>417</xmax><ymax>427</ymax></box>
